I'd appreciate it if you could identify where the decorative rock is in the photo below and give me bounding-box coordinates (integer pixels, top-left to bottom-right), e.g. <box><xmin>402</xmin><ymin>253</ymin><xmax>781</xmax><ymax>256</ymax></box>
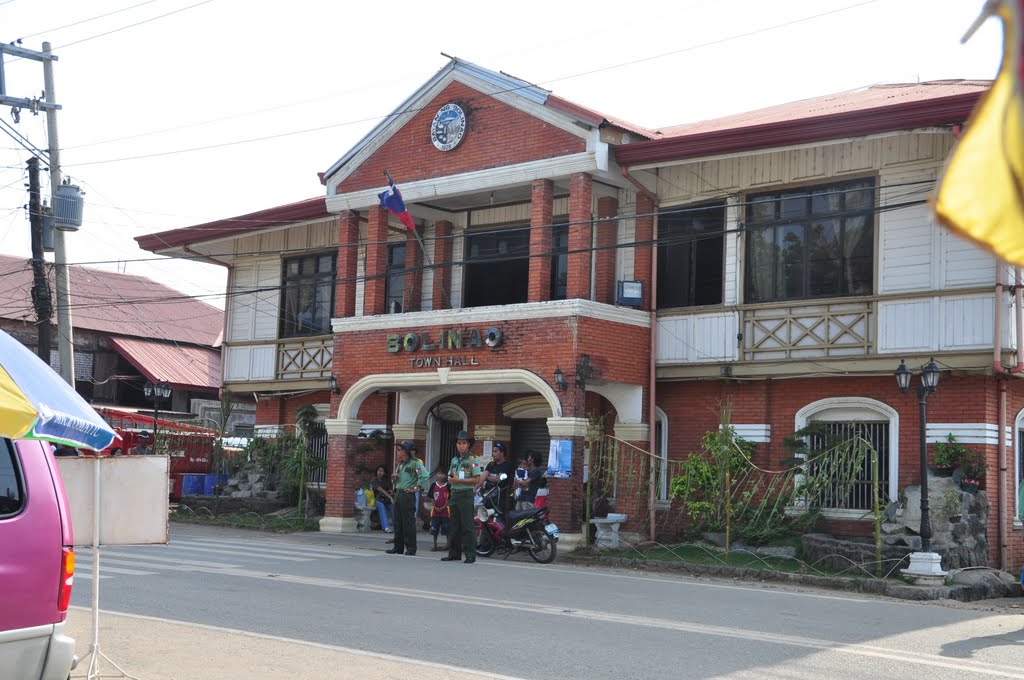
<box><xmin>231</xmin><ymin>490</ymin><xmax>253</xmax><ymax>498</ymax></box>
<box><xmin>251</xmin><ymin>482</ymin><xmax>265</xmax><ymax>493</ymax></box>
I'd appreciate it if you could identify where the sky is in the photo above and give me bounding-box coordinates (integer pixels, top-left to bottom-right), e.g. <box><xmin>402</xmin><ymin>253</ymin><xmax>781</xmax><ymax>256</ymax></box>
<box><xmin>0</xmin><ymin>0</ymin><xmax>1006</xmax><ymax>310</ymax></box>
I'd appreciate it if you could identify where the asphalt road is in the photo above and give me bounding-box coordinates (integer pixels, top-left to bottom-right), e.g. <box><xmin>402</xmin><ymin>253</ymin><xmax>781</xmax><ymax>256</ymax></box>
<box><xmin>71</xmin><ymin>524</ymin><xmax>1024</xmax><ymax>679</ymax></box>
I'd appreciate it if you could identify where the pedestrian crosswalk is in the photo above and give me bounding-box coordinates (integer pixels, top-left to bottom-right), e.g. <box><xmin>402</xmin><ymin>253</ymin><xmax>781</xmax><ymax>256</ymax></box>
<box><xmin>74</xmin><ymin>533</ymin><xmax>376</xmax><ymax>581</ymax></box>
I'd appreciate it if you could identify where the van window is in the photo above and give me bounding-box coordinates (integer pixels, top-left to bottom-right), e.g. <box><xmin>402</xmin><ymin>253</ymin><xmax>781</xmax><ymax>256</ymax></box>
<box><xmin>0</xmin><ymin>439</ymin><xmax>25</xmax><ymax>516</ymax></box>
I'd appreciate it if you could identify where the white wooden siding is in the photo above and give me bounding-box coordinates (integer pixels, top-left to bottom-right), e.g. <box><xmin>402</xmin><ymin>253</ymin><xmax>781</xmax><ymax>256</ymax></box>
<box><xmin>878</xmin><ymin>202</ymin><xmax>934</xmax><ymax>293</ymax></box>
<box><xmin>223</xmin><ymin>344</ymin><xmax>275</xmax><ymax>381</ymax></box>
<box><xmin>355</xmin><ymin>243</ymin><xmax>366</xmax><ymax>317</ymax></box>
<box><xmin>421</xmin><ymin>222</ymin><xmax>435</xmax><ymax>311</ymax></box>
<box><xmin>656</xmin><ymin>311</ymin><xmax>739</xmax><ymax>363</ymax></box>
<box><xmin>226</xmin><ymin>264</ymin><xmax>256</xmax><ymax>342</ymax></box>
<box><xmin>877</xmin><ymin>294</ymin><xmax>995</xmax><ymax>353</ymax></box>
<box><xmin>724</xmin><ymin>199</ymin><xmax>740</xmax><ymax>306</ymax></box>
<box><xmin>226</xmin><ymin>258</ymin><xmax>279</xmax><ymax>342</ymax></box>
<box><xmin>942</xmin><ymin>228</ymin><xmax>995</xmax><ymax>288</ymax></box>
<box><xmin>451</xmin><ymin>228</ymin><xmax>464</xmax><ymax>308</ymax></box>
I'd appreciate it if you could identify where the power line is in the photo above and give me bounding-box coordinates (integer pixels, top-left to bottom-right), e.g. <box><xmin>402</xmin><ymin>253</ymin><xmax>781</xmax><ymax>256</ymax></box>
<box><xmin>17</xmin><ymin>0</ymin><xmax>163</xmax><ymax>41</ymax></box>
<box><xmin>60</xmin><ymin>1</ymin><xmax>881</xmax><ymax>166</ymax></box>
<box><xmin>53</xmin><ymin>0</ymin><xmax>217</xmax><ymax>50</ymax></box>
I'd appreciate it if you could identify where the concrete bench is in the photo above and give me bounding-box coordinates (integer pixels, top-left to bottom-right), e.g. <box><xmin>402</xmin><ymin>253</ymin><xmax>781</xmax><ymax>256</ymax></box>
<box><xmin>589</xmin><ymin>513</ymin><xmax>627</xmax><ymax>549</ymax></box>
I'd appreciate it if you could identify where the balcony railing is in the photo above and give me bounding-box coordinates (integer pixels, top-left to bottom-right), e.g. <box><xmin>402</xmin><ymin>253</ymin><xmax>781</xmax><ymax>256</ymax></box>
<box><xmin>742</xmin><ymin>301</ymin><xmax>872</xmax><ymax>361</ymax></box>
<box><xmin>277</xmin><ymin>336</ymin><xmax>333</xmax><ymax>380</ymax></box>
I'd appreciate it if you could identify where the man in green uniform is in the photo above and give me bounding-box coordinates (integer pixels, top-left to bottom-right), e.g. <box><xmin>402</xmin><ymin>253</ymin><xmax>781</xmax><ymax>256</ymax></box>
<box><xmin>442</xmin><ymin>430</ymin><xmax>481</xmax><ymax>563</ymax></box>
<box><xmin>387</xmin><ymin>441</ymin><xmax>428</xmax><ymax>556</ymax></box>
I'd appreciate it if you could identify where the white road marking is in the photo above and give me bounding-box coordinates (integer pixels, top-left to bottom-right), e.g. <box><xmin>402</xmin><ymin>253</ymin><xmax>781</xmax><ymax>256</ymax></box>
<box><xmin>180</xmin><ymin>537</ymin><xmax>352</xmax><ymax>559</ymax></box>
<box><xmin>149</xmin><ymin>544</ymin><xmax>314</xmax><ymax>561</ymax></box>
<box><xmin>186</xmin><ymin>536</ymin><xmax>371</xmax><ymax>558</ymax></box>
<box><xmin>103</xmin><ymin>561</ymin><xmax>1024</xmax><ymax>677</ymax></box>
<box><xmin>102</xmin><ymin>552</ymin><xmax>241</xmax><ymax>569</ymax></box>
<box><xmin>75</xmin><ymin>565</ymin><xmax>156</xmax><ymax>576</ymax></box>
<box><xmin>70</xmin><ymin>606</ymin><xmax>533</xmax><ymax>680</ymax></box>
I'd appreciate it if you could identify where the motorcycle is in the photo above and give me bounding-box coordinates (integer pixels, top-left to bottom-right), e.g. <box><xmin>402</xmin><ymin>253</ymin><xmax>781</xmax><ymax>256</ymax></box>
<box><xmin>474</xmin><ymin>473</ymin><xmax>559</xmax><ymax>563</ymax></box>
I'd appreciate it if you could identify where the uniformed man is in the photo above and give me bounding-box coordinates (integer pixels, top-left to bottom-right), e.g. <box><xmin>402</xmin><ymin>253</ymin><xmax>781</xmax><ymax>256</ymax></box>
<box><xmin>386</xmin><ymin>441</ymin><xmax>428</xmax><ymax>556</ymax></box>
<box><xmin>442</xmin><ymin>430</ymin><xmax>481</xmax><ymax>563</ymax></box>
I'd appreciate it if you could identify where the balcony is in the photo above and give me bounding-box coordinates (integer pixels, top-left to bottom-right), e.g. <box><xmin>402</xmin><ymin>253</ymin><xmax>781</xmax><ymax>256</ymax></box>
<box><xmin>223</xmin><ymin>335</ymin><xmax>333</xmax><ymax>385</ymax></box>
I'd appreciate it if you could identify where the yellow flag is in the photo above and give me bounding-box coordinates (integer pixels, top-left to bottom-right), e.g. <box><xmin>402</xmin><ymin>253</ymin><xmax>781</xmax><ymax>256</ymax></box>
<box><xmin>934</xmin><ymin>1</ymin><xmax>1024</xmax><ymax>263</ymax></box>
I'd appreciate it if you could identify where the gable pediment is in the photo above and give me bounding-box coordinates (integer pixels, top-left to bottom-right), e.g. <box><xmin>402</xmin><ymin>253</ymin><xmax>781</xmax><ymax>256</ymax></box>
<box><xmin>324</xmin><ymin>61</ymin><xmax>596</xmax><ymax>196</ymax></box>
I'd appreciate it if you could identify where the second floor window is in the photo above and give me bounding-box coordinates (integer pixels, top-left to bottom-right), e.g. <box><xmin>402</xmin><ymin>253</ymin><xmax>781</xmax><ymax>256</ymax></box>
<box><xmin>386</xmin><ymin>243</ymin><xmax>406</xmax><ymax>314</ymax></box>
<box><xmin>658</xmin><ymin>203</ymin><xmax>725</xmax><ymax>308</ymax></box>
<box><xmin>279</xmin><ymin>252</ymin><xmax>336</xmax><ymax>337</ymax></box>
<box><xmin>745</xmin><ymin>179</ymin><xmax>875</xmax><ymax>303</ymax></box>
<box><xmin>463</xmin><ymin>226</ymin><xmax>529</xmax><ymax>308</ymax></box>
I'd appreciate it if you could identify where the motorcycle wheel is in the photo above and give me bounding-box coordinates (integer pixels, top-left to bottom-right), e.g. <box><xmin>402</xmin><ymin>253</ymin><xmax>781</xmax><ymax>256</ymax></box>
<box><xmin>476</xmin><ymin>528</ymin><xmax>497</xmax><ymax>557</ymax></box>
<box><xmin>527</xmin><ymin>526</ymin><xmax>556</xmax><ymax>564</ymax></box>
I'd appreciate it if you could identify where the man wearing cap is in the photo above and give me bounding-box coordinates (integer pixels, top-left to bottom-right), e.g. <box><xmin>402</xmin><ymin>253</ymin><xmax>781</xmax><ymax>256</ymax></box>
<box><xmin>387</xmin><ymin>441</ymin><xmax>428</xmax><ymax>556</ymax></box>
<box><xmin>129</xmin><ymin>431</ymin><xmax>154</xmax><ymax>456</ymax></box>
<box><xmin>443</xmin><ymin>431</ymin><xmax>481</xmax><ymax>563</ymax></box>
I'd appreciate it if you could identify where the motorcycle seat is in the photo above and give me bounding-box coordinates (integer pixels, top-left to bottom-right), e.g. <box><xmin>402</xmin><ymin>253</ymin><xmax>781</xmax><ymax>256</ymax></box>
<box><xmin>506</xmin><ymin>508</ymin><xmax>544</xmax><ymax>522</ymax></box>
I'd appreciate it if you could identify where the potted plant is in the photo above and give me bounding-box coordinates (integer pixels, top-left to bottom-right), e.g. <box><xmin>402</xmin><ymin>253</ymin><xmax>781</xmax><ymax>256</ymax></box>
<box><xmin>943</xmin><ymin>486</ymin><xmax>962</xmax><ymax>523</ymax></box>
<box><xmin>933</xmin><ymin>434</ymin><xmax>986</xmax><ymax>491</ymax></box>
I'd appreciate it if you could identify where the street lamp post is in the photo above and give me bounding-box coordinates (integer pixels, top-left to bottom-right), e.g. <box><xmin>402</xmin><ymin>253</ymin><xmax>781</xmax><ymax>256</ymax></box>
<box><xmin>894</xmin><ymin>358</ymin><xmax>946</xmax><ymax>583</ymax></box>
<box><xmin>142</xmin><ymin>380</ymin><xmax>172</xmax><ymax>451</ymax></box>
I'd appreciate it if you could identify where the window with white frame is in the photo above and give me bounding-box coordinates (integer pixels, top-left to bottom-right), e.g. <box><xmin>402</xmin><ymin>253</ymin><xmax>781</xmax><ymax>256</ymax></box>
<box><xmin>795</xmin><ymin>398</ymin><xmax>898</xmax><ymax>516</ymax></box>
<box><xmin>656</xmin><ymin>408</ymin><xmax>669</xmax><ymax>503</ymax></box>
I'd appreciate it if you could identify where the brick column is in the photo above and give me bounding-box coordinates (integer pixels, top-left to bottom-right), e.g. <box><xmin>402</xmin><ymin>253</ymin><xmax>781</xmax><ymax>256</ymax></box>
<box><xmin>634</xmin><ymin>192</ymin><xmax>656</xmax><ymax>311</ymax></box>
<box><xmin>322</xmin><ymin>432</ymin><xmax>358</xmax><ymax>532</ymax></box>
<box><xmin>364</xmin><ymin>205</ymin><xmax>388</xmax><ymax>316</ymax></box>
<box><xmin>335</xmin><ymin>210</ymin><xmax>359</xmax><ymax>318</ymax></box>
<box><xmin>432</xmin><ymin>220</ymin><xmax>453</xmax><ymax>310</ymax></box>
<box><xmin>404</xmin><ymin>228</ymin><xmax>422</xmax><ymax>313</ymax></box>
<box><xmin>595</xmin><ymin>196</ymin><xmax>618</xmax><ymax>305</ymax></box>
<box><xmin>528</xmin><ymin>179</ymin><xmax>553</xmax><ymax>302</ymax></box>
<box><xmin>567</xmin><ymin>172</ymin><xmax>593</xmax><ymax>300</ymax></box>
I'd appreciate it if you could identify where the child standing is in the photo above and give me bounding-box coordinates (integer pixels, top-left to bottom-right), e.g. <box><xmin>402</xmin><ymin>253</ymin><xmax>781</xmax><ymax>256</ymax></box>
<box><xmin>429</xmin><ymin>470</ymin><xmax>451</xmax><ymax>552</ymax></box>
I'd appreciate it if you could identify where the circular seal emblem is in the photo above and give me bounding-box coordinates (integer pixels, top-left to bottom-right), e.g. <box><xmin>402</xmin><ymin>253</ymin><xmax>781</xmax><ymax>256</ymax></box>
<box><xmin>430</xmin><ymin>103</ymin><xmax>467</xmax><ymax>152</ymax></box>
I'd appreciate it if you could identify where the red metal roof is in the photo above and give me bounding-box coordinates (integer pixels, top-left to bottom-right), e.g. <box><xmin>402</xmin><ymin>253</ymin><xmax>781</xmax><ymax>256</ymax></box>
<box><xmin>0</xmin><ymin>254</ymin><xmax>223</xmax><ymax>346</ymax></box>
<box><xmin>135</xmin><ymin>196</ymin><xmax>329</xmax><ymax>251</ymax></box>
<box><xmin>108</xmin><ymin>336</ymin><xmax>220</xmax><ymax>391</ymax></box>
<box><xmin>615</xmin><ymin>80</ymin><xmax>990</xmax><ymax>166</ymax></box>
<box><xmin>544</xmin><ymin>94</ymin><xmax>657</xmax><ymax>139</ymax></box>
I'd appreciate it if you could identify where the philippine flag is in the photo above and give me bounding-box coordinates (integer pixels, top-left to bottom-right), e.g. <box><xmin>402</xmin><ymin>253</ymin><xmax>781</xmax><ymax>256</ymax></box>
<box><xmin>378</xmin><ymin>175</ymin><xmax>416</xmax><ymax>231</ymax></box>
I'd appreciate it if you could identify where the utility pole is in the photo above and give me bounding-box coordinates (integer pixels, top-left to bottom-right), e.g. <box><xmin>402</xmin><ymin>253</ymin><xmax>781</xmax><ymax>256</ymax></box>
<box><xmin>27</xmin><ymin>157</ymin><xmax>52</xmax><ymax>363</ymax></box>
<box><xmin>43</xmin><ymin>42</ymin><xmax>75</xmax><ymax>387</ymax></box>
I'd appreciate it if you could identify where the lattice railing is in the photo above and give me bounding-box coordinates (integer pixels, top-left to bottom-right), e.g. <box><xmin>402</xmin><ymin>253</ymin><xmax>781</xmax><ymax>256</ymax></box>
<box><xmin>277</xmin><ymin>336</ymin><xmax>333</xmax><ymax>380</ymax></box>
<box><xmin>742</xmin><ymin>301</ymin><xmax>872</xmax><ymax>361</ymax></box>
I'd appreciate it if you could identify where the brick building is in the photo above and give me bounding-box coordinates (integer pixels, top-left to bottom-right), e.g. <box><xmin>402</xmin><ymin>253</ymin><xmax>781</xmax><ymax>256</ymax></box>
<box><xmin>138</xmin><ymin>59</ymin><xmax>1023</xmax><ymax>570</ymax></box>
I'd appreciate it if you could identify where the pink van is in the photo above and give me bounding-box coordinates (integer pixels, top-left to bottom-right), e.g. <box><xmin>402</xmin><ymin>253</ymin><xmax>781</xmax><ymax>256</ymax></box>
<box><xmin>0</xmin><ymin>438</ymin><xmax>77</xmax><ymax>679</ymax></box>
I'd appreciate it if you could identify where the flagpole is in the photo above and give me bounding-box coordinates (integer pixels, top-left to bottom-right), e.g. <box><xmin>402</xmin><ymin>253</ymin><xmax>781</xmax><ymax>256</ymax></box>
<box><xmin>383</xmin><ymin>171</ymin><xmax>450</xmax><ymax>306</ymax></box>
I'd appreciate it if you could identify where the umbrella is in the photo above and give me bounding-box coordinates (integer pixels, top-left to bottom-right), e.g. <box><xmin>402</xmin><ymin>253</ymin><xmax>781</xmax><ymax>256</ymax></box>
<box><xmin>0</xmin><ymin>329</ymin><xmax>117</xmax><ymax>451</ymax></box>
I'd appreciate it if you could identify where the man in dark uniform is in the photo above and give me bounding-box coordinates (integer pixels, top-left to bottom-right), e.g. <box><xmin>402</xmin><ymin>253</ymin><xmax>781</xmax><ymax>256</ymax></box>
<box><xmin>386</xmin><ymin>441</ymin><xmax>428</xmax><ymax>556</ymax></box>
<box><xmin>442</xmin><ymin>431</ymin><xmax>481</xmax><ymax>564</ymax></box>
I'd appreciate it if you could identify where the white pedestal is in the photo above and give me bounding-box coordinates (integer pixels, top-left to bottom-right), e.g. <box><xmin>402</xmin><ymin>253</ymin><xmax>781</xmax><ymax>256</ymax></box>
<box><xmin>900</xmin><ymin>551</ymin><xmax>948</xmax><ymax>586</ymax></box>
<box><xmin>319</xmin><ymin>516</ymin><xmax>358</xmax><ymax>534</ymax></box>
<box><xmin>590</xmin><ymin>513</ymin><xmax>627</xmax><ymax>549</ymax></box>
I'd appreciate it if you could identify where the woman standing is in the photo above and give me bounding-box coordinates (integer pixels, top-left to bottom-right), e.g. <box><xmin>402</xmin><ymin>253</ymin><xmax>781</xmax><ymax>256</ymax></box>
<box><xmin>370</xmin><ymin>465</ymin><xmax>394</xmax><ymax>533</ymax></box>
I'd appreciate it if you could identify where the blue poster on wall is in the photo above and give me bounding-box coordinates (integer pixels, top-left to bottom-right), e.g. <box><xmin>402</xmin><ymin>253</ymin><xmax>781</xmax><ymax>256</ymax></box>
<box><xmin>547</xmin><ymin>439</ymin><xmax>572</xmax><ymax>478</ymax></box>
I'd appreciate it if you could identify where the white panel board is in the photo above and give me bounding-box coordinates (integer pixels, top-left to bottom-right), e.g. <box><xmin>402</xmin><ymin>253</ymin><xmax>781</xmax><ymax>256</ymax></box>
<box><xmin>250</xmin><ymin>344</ymin><xmax>276</xmax><ymax>380</ymax></box>
<box><xmin>55</xmin><ymin>456</ymin><xmax>169</xmax><ymax>547</ymax></box>
<box><xmin>656</xmin><ymin>311</ymin><xmax>738</xmax><ymax>363</ymax></box>
<box><xmin>223</xmin><ymin>346</ymin><xmax>251</xmax><ymax>381</ymax></box>
<box><xmin>941</xmin><ymin>294</ymin><xmax>994</xmax><ymax>349</ymax></box>
<box><xmin>877</xmin><ymin>299</ymin><xmax>934</xmax><ymax>353</ymax></box>
<box><xmin>878</xmin><ymin>202</ymin><xmax>933</xmax><ymax>294</ymax></box>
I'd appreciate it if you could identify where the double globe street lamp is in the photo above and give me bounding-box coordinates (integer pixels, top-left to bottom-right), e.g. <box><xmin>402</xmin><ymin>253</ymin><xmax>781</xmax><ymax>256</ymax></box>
<box><xmin>142</xmin><ymin>380</ymin><xmax>172</xmax><ymax>451</ymax></box>
<box><xmin>894</xmin><ymin>358</ymin><xmax>945</xmax><ymax>582</ymax></box>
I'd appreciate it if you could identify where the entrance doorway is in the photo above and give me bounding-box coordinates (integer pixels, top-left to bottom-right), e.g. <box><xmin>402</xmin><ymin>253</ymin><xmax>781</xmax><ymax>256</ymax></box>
<box><xmin>511</xmin><ymin>419</ymin><xmax>549</xmax><ymax>464</ymax></box>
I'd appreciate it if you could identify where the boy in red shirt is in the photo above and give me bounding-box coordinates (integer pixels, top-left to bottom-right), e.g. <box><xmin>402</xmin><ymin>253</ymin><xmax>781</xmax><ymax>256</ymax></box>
<box><xmin>429</xmin><ymin>470</ymin><xmax>451</xmax><ymax>552</ymax></box>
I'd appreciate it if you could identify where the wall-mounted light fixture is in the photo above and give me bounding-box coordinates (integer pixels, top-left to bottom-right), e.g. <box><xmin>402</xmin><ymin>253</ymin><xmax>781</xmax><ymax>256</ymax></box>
<box><xmin>327</xmin><ymin>374</ymin><xmax>341</xmax><ymax>395</ymax></box>
<box><xmin>553</xmin><ymin>367</ymin><xmax>568</xmax><ymax>392</ymax></box>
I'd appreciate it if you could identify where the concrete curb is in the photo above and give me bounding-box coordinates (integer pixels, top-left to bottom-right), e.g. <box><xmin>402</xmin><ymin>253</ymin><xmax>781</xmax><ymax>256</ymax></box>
<box><xmin>559</xmin><ymin>553</ymin><xmax>1021</xmax><ymax>602</ymax></box>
